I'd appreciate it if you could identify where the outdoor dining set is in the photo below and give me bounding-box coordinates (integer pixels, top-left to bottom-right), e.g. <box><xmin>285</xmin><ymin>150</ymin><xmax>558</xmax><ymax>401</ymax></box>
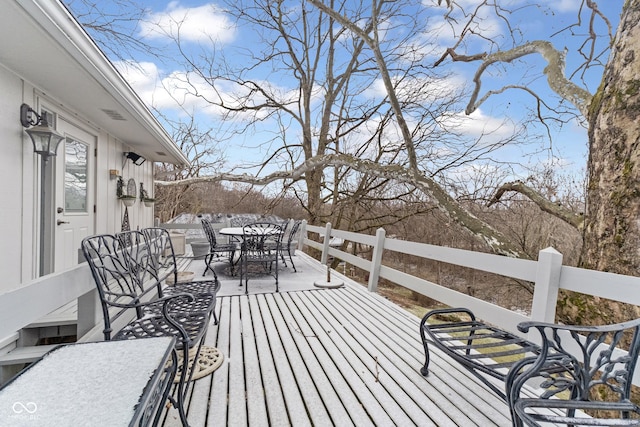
<box><xmin>200</xmin><ymin>217</ymin><xmax>302</xmax><ymax>293</ymax></box>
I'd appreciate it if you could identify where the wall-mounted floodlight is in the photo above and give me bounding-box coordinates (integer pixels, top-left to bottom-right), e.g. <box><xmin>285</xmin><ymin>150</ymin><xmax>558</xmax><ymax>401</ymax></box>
<box><xmin>124</xmin><ymin>151</ymin><xmax>145</xmax><ymax>166</ymax></box>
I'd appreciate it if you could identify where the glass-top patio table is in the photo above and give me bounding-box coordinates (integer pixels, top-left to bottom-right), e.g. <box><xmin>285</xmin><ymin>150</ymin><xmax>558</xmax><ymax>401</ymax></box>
<box><xmin>219</xmin><ymin>226</ymin><xmax>284</xmax><ymax>264</ymax></box>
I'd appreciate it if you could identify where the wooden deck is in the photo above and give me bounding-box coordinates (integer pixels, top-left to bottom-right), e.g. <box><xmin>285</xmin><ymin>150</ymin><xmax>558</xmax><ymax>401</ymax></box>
<box><xmin>161</xmin><ymin>253</ymin><xmax>519</xmax><ymax>426</ymax></box>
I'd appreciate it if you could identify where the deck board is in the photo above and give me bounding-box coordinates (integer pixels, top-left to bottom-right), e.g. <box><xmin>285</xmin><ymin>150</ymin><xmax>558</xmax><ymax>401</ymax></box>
<box><xmin>168</xmin><ymin>253</ymin><xmax>522</xmax><ymax>426</ymax></box>
<box><xmin>261</xmin><ymin>295</ymin><xmax>321</xmax><ymax>426</ymax></box>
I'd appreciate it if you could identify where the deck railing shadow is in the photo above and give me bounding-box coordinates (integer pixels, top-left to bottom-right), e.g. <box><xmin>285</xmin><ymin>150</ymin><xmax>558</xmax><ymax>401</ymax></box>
<box><xmin>2</xmin><ymin>219</ymin><xmax>640</xmax><ymax>388</ymax></box>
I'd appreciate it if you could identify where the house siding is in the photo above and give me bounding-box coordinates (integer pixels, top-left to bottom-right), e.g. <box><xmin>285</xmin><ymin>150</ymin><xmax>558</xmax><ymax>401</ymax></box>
<box><xmin>0</xmin><ymin>75</ymin><xmax>158</xmax><ymax>294</ymax></box>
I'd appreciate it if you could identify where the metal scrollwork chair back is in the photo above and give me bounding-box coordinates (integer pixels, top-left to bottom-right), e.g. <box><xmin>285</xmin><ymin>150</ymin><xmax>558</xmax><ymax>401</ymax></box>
<box><xmin>506</xmin><ymin>317</ymin><xmax>640</xmax><ymax>426</ymax></box>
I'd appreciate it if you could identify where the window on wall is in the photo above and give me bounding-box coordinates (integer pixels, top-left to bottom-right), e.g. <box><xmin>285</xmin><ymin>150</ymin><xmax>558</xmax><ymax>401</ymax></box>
<box><xmin>64</xmin><ymin>138</ymin><xmax>88</xmax><ymax>212</ymax></box>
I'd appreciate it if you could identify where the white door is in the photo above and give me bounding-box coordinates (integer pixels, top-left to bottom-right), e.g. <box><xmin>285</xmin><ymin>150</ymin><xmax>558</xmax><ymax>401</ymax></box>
<box><xmin>54</xmin><ymin>119</ymin><xmax>96</xmax><ymax>271</ymax></box>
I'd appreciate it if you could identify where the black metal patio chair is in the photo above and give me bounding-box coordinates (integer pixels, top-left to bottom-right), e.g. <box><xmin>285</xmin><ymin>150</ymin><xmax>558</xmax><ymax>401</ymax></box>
<box><xmin>201</xmin><ymin>218</ymin><xmax>237</xmax><ymax>278</ymax></box>
<box><xmin>82</xmin><ymin>233</ymin><xmax>215</xmax><ymax>426</ymax></box>
<box><xmin>141</xmin><ymin>227</ymin><xmax>221</xmax><ymax>324</ymax></box>
<box><xmin>279</xmin><ymin>219</ymin><xmax>301</xmax><ymax>272</ymax></box>
<box><xmin>239</xmin><ymin>222</ymin><xmax>283</xmax><ymax>294</ymax></box>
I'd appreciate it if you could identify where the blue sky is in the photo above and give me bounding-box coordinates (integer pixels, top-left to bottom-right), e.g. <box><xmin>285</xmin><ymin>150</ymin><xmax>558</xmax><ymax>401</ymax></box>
<box><xmin>71</xmin><ymin>0</ymin><xmax>625</xmax><ymax>195</ymax></box>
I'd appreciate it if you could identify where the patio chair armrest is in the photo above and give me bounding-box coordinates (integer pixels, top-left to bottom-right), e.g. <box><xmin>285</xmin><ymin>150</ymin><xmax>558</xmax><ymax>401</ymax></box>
<box><xmin>517</xmin><ymin>317</ymin><xmax>640</xmax><ymax>335</ymax></box>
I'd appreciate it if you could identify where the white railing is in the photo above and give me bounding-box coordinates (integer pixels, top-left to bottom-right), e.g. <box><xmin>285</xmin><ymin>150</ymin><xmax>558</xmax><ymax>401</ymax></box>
<box><xmin>0</xmin><ymin>264</ymin><xmax>100</xmax><ymax>350</ymax></box>
<box><xmin>303</xmin><ymin>221</ymin><xmax>640</xmax><ymax>327</ymax></box>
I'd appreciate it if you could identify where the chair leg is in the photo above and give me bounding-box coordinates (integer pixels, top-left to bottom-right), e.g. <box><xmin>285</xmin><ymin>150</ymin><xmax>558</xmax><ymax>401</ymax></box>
<box><xmin>244</xmin><ymin>257</ymin><xmax>249</xmax><ymax>295</ymax></box>
<box><xmin>174</xmin><ymin>344</ymin><xmax>191</xmax><ymax>427</ymax></box>
<box><xmin>240</xmin><ymin>255</ymin><xmax>249</xmax><ymax>294</ymax></box>
<box><xmin>155</xmin><ymin>349</ymin><xmax>178</xmax><ymax>427</ymax></box>
<box><xmin>203</xmin><ymin>253</ymin><xmax>213</xmax><ymax>277</ymax></box>
<box><xmin>228</xmin><ymin>250</ymin><xmax>236</xmax><ymax>276</ymax></box>
<box><xmin>212</xmin><ymin>303</ymin><xmax>219</xmax><ymax>325</ymax></box>
<box><xmin>244</xmin><ymin>261</ymin><xmax>249</xmax><ymax>295</ymax></box>
<box><xmin>288</xmin><ymin>249</ymin><xmax>297</xmax><ymax>272</ymax></box>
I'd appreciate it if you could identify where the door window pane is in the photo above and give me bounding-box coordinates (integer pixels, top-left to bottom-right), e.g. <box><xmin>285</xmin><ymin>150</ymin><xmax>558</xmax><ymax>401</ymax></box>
<box><xmin>64</xmin><ymin>138</ymin><xmax>88</xmax><ymax>212</ymax></box>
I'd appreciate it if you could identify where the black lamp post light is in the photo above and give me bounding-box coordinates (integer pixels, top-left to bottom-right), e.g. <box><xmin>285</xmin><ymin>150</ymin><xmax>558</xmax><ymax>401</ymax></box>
<box><xmin>21</xmin><ymin>103</ymin><xmax>66</xmax><ymax>276</ymax></box>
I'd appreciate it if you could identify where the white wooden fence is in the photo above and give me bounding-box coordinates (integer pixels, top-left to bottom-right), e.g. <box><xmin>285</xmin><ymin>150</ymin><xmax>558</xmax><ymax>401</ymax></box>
<box><xmin>302</xmin><ymin>222</ymin><xmax>640</xmax><ymax>329</ymax></box>
<box><xmin>302</xmin><ymin>221</ymin><xmax>640</xmax><ymax>386</ymax></box>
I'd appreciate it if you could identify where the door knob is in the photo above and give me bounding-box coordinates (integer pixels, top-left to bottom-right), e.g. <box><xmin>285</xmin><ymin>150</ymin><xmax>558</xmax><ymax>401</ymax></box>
<box><xmin>57</xmin><ymin>220</ymin><xmax>69</xmax><ymax>226</ymax></box>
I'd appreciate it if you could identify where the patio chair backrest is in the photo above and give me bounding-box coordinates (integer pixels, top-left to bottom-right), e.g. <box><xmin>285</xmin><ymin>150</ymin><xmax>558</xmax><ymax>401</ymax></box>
<box><xmin>142</xmin><ymin>227</ymin><xmax>179</xmax><ymax>286</ymax></box>
<box><xmin>241</xmin><ymin>222</ymin><xmax>283</xmax><ymax>255</ymax></box>
<box><xmin>287</xmin><ymin>220</ymin><xmax>301</xmax><ymax>247</ymax></box>
<box><xmin>510</xmin><ymin>318</ymin><xmax>640</xmax><ymax>404</ymax></box>
<box><xmin>81</xmin><ymin>233</ymin><xmax>147</xmax><ymax>340</ymax></box>
<box><xmin>201</xmin><ymin>218</ymin><xmax>220</xmax><ymax>249</ymax></box>
<box><xmin>230</xmin><ymin>217</ymin><xmax>248</xmax><ymax>227</ymax></box>
<box><xmin>117</xmin><ymin>230</ymin><xmax>160</xmax><ymax>292</ymax></box>
<box><xmin>280</xmin><ymin>219</ymin><xmax>290</xmax><ymax>237</ymax></box>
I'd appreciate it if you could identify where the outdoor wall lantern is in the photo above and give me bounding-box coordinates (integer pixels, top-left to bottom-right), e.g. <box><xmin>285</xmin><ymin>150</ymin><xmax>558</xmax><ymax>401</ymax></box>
<box><xmin>20</xmin><ymin>103</ymin><xmax>65</xmax><ymax>159</ymax></box>
<box><xmin>124</xmin><ymin>151</ymin><xmax>146</xmax><ymax>166</ymax></box>
<box><xmin>21</xmin><ymin>103</ymin><xmax>66</xmax><ymax>277</ymax></box>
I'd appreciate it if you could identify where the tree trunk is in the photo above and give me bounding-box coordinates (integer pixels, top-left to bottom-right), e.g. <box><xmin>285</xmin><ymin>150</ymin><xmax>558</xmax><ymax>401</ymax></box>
<box><xmin>561</xmin><ymin>1</ymin><xmax>640</xmax><ymax>327</ymax></box>
<box><xmin>584</xmin><ymin>1</ymin><xmax>640</xmax><ymax>276</ymax></box>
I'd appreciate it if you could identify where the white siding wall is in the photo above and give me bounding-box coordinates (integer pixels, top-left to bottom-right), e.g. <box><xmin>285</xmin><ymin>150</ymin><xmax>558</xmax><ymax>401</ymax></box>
<box><xmin>0</xmin><ymin>67</ymin><xmax>33</xmax><ymax>289</ymax></box>
<box><xmin>0</xmin><ymin>70</ymin><xmax>157</xmax><ymax>294</ymax></box>
<box><xmin>96</xmin><ymin>133</ymin><xmax>156</xmax><ymax>234</ymax></box>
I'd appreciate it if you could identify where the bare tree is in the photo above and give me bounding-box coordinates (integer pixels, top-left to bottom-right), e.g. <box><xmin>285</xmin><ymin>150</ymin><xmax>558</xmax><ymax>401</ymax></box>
<box><xmin>70</xmin><ymin>0</ymin><xmax>630</xmax><ymax>278</ymax></box>
<box><xmin>429</xmin><ymin>0</ymin><xmax>640</xmax><ymax>328</ymax></box>
<box><xmin>148</xmin><ymin>0</ymin><xmax>537</xmax><ymax>255</ymax></box>
<box><xmin>153</xmin><ymin>114</ymin><xmax>226</xmax><ymax>222</ymax></box>
<box><xmin>64</xmin><ymin>0</ymin><xmax>163</xmax><ymax>65</ymax></box>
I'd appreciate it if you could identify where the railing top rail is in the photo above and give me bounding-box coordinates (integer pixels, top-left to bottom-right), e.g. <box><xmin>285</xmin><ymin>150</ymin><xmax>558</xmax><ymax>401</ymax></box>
<box><xmin>305</xmin><ymin>223</ymin><xmax>538</xmax><ymax>282</ymax></box>
<box><xmin>559</xmin><ymin>265</ymin><xmax>640</xmax><ymax>306</ymax></box>
<box><xmin>0</xmin><ymin>264</ymin><xmax>93</xmax><ymax>339</ymax></box>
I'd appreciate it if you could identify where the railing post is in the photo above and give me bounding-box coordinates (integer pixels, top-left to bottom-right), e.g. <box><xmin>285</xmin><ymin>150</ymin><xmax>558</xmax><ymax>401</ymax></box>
<box><xmin>77</xmin><ymin>288</ymin><xmax>101</xmax><ymax>339</ymax></box>
<box><xmin>297</xmin><ymin>220</ymin><xmax>307</xmax><ymax>251</ymax></box>
<box><xmin>320</xmin><ymin>222</ymin><xmax>333</xmax><ymax>266</ymax></box>
<box><xmin>368</xmin><ymin>228</ymin><xmax>386</xmax><ymax>292</ymax></box>
<box><xmin>530</xmin><ymin>247</ymin><xmax>563</xmax><ymax>323</ymax></box>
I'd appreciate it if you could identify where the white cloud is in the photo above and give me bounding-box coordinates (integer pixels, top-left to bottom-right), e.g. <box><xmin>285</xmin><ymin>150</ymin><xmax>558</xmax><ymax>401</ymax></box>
<box><xmin>543</xmin><ymin>0</ymin><xmax>581</xmax><ymax>13</ymax></box>
<box><xmin>116</xmin><ymin>61</ymin><xmax>210</xmax><ymax>113</ymax></box>
<box><xmin>364</xmin><ymin>74</ymin><xmax>467</xmax><ymax>104</ymax></box>
<box><xmin>439</xmin><ymin>109</ymin><xmax>516</xmax><ymax>141</ymax></box>
<box><xmin>426</xmin><ymin>0</ymin><xmax>505</xmax><ymax>42</ymax></box>
<box><xmin>116</xmin><ymin>60</ymin><xmax>301</xmax><ymax>123</ymax></box>
<box><xmin>139</xmin><ymin>2</ymin><xmax>236</xmax><ymax>44</ymax></box>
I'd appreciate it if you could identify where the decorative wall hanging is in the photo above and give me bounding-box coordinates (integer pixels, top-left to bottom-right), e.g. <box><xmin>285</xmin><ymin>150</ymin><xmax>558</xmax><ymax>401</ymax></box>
<box><xmin>140</xmin><ymin>182</ymin><xmax>155</xmax><ymax>207</ymax></box>
<box><xmin>116</xmin><ymin>176</ymin><xmax>137</xmax><ymax>206</ymax></box>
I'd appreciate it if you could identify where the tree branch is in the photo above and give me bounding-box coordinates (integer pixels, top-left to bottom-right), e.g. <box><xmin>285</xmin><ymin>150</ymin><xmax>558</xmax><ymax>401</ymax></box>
<box><xmin>488</xmin><ymin>181</ymin><xmax>584</xmax><ymax>230</ymax></box>
<box><xmin>448</xmin><ymin>40</ymin><xmax>593</xmax><ymax>117</ymax></box>
<box><xmin>306</xmin><ymin>0</ymin><xmax>419</xmax><ymax>170</ymax></box>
